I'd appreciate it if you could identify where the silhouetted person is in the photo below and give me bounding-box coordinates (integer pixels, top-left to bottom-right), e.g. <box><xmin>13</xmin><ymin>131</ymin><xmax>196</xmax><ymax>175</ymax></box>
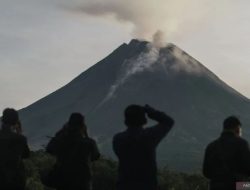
<box><xmin>0</xmin><ymin>108</ymin><xmax>30</xmax><ymax>190</ymax></box>
<box><xmin>113</xmin><ymin>105</ymin><xmax>174</xmax><ymax>190</ymax></box>
<box><xmin>203</xmin><ymin>116</ymin><xmax>250</xmax><ymax>190</ymax></box>
<box><xmin>46</xmin><ymin>113</ymin><xmax>100</xmax><ymax>190</ymax></box>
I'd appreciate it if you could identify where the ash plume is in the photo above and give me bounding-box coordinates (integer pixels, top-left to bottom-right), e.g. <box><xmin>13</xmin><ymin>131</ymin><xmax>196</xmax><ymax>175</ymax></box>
<box><xmin>152</xmin><ymin>30</ymin><xmax>166</xmax><ymax>48</ymax></box>
<box><xmin>62</xmin><ymin>0</ymin><xmax>228</xmax><ymax>42</ymax></box>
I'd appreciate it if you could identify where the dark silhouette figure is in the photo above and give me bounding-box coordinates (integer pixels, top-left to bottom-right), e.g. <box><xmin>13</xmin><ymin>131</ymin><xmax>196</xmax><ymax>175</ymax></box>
<box><xmin>203</xmin><ymin>116</ymin><xmax>250</xmax><ymax>190</ymax></box>
<box><xmin>113</xmin><ymin>105</ymin><xmax>174</xmax><ymax>190</ymax></box>
<box><xmin>46</xmin><ymin>113</ymin><xmax>100</xmax><ymax>190</ymax></box>
<box><xmin>0</xmin><ymin>108</ymin><xmax>30</xmax><ymax>190</ymax></box>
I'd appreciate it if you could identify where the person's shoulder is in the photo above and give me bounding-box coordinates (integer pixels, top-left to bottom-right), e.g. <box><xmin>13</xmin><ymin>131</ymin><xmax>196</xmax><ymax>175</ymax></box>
<box><xmin>113</xmin><ymin>131</ymin><xmax>127</xmax><ymax>141</ymax></box>
<box><xmin>235</xmin><ymin>136</ymin><xmax>249</xmax><ymax>146</ymax></box>
<box><xmin>143</xmin><ymin>125</ymin><xmax>166</xmax><ymax>135</ymax></box>
<box><xmin>115</xmin><ymin>131</ymin><xmax>127</xmax><ymax>137</ymax></box>
<box><xmin>206</xmin><ymin>139</ymin><xmax>219</xmax><ymax>150</ymax></box>
<box><xmin>77</xmin><ymin>137</ymin><xmax>97</xmax><ymax>148</ymax></box>
<box><xmin>10</xmin><ymin>133</ymin><xmax>27</xmax><ymax>143</ymax></box>
<box><xmin>83</xmin><ymin>137</ymin><xmax>96</xmax><ymax>144</ymax></box>
<box><xmin>16</xmin><ymin>133</ymin><xmax>27</xmax><ymax>141</ymax></box>
<box><xmin>143</xmin><ymin>126</ymin><xmax>154</xmax><ymax>132</ymax></box>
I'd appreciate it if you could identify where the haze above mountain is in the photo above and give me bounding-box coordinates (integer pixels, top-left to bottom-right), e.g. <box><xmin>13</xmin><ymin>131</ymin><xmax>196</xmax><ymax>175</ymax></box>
<box><xmin>19</xmin><ymin>39</ymin><xmax>250</xmax><ymax>171</ymax></box>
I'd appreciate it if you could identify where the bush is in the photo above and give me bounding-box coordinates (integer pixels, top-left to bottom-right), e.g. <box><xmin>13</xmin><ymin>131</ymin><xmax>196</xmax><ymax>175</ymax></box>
<box><xmin>23</xmin><ymin>150</ymin><xmax>208</xmax><ymax>190</ymax></box>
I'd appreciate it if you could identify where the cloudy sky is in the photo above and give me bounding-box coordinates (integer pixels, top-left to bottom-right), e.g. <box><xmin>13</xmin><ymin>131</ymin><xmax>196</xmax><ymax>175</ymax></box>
<box><xmin>0</xmin><ymin>0</ymin><xmax>250</xmax><ymax>112</ymax></box>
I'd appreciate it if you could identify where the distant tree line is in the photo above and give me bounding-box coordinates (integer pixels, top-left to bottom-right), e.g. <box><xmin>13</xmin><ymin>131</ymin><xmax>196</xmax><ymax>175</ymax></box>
<box><xmin>24</xmin><ymin>150</ymin><xmax>208</xmax><ymax>190</ymax></box>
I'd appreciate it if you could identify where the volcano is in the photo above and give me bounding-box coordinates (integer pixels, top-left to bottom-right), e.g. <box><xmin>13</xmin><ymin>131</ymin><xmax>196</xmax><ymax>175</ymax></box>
<box><xmin>19</xmin><ymin>39</ymin><xmax>250</xmax><ymax>171</ymax></box>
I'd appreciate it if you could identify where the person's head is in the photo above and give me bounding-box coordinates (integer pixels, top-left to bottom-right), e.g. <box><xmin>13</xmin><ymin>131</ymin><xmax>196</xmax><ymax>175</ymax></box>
<box><xmin>1</xmin><ymin>108</ymin><xmax>19</xmax><ymax>126</ymax></box>
<box><xmin>67</xmin><ymin>113</ymin><xmax>87</xmax><ymax>136</ymax></box>
<box><xmin>223</xmin><ymin>116</ymin><xmax>242</xmax><ymax>136</ymax></box>
<box><xmin>124</xmin><ymin>105</ymin><xmax>147</xmax><ymax>128</ymax></box>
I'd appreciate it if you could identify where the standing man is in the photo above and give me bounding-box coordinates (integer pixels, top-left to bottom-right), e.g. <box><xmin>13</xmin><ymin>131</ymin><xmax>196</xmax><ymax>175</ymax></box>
<box><xmin>46</xmin><ymin>113</ymin><xmax>100</xmax><ymax>190</ymax></box>
<box><xmin>113</xmin><ymin>104</ymin><xmax>174</xmax><ymax>190</ymax></box>
<box><xmin>0</xmin><ymin>108</ymin><xmax>30</xmax><ymax>190</ymax></box>
<box><xmin>203</xmin><ymin>116</ymin><xmax>250</xmax><ymax>190</ymax></box>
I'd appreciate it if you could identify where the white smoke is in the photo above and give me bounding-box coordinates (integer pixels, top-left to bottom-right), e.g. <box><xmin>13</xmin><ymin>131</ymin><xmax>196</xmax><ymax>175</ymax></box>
<box><xmin>152</xmin><ymin>30</ymin><xmax>166</xmax><ymax>48</ymax></box>
<box><xmin>170</xmin><ymin>45</ymin><xmax>204</xmax><ymax>74</ymax></box>
<box><xmin>62</xmin><ymin>0</ymin><xmax>227</xmax><ymax>41</ymax></box>
<box><xmin>101</xmin><ymin>43</ymin><xmax>161</xmax><ymax>103</ymax></box>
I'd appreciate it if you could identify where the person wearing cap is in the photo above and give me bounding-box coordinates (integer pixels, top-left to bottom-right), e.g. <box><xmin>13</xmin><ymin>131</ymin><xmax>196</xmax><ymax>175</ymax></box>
<box><xmin>0</xmin><ymin>108</ymin><xmax>30</xmax><ymax>190</ymax></box>
<box><xmin>203</xmin><ymin>116</ymin><xmax>250</xmax><ymax>190</ymax></box>
<box><xmin>46</xmin><ymin>113</ymin><xmax>100</xmax><ymax>190</ymax></box>
<box><xmin>113</xmin><ymin>104</ymin><xmax>174</xmax><ymax>190</ymax></box>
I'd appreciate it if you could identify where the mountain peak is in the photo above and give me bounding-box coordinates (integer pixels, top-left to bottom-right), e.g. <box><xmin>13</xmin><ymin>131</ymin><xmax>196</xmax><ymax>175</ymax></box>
<box><xmin>124</xmin><ymin>39</ymin><xmax>204</xmax><ymax>75</ymax></box>
<box><xmin>121</xmin><ymin>39</ymin><xmax>247</xmax><ymax>100</ymax></box>
<box><xmin>127</xmin><ymin>39</ymin><xmax>177</xmax><ymax>49</ymax></box>
<box><xmin>128</xmin><ymin>39</ymin><xmax>148</xmax><ymax>45</ymax></box>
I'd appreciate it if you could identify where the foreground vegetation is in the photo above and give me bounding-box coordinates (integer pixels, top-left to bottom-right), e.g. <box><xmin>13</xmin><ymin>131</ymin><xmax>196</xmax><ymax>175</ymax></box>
<box><xmin>24</xmin><ymin>150</ymin><xmax>208</xmax><ymax>190</ymax></box>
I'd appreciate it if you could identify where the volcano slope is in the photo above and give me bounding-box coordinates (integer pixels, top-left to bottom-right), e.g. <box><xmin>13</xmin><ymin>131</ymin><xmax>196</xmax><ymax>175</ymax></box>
<box><xmin>19</xmin><ymin>39</ymin><xmax>250</xmax><ymax>171</ymax></box>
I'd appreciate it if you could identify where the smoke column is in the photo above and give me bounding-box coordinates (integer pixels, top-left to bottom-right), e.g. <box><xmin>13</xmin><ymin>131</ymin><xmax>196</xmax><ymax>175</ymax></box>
<box><xmin>62</xmin><ymin>0</ymin><xmax>229</xmax><ymax>42</ymax></box>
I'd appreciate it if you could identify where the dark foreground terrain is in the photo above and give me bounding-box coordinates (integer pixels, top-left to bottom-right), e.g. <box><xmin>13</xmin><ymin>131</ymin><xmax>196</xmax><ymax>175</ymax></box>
<box><xmin>24</xmin><ymin>150</ymin><xmax>208</xmax><ymax>190</ymax></box>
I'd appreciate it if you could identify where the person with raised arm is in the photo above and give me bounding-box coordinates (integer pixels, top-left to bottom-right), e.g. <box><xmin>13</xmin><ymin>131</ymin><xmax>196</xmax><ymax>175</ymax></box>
<box><xmin>113</xmin><ymin>104</ymin><xmax>174</xmax><ymax>190</ymax></box>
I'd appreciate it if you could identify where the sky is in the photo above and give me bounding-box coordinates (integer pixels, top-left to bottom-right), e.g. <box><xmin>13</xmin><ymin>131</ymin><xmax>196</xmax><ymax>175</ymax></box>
<box><xmin>0</xmin><ymin>0</ymin><xmax>250</xmax><ymax>112</ymax></box>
